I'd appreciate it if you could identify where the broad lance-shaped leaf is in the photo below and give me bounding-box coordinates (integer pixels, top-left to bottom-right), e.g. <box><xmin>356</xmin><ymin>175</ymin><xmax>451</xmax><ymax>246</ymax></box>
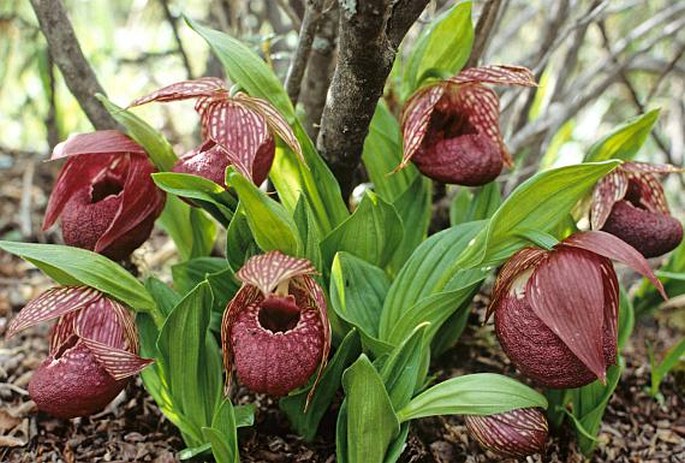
<box><xmin>562</xmin><ymin>231</ymin><xmax>667</xmax><ymax>300</ymax></box>
<box><xmin>584</xmin><ymin>109</ymin><xmax>660</xmax><ymax>162</ymax></box>
<box><xmin>528</xmin><ymin>250</ymin><xmax>607</xmax><ymax>382</ymax></box>
<box><xmin>342</xmin><ymin>355</ymin><xmax>400</xmax><ymax>463</ymax></box>
<box><xmin>396</xmin><ymin>373</ymin><xmax>548</xmax><ymax>423</ymax></box>
<box><xmin>7</xmin><ymin>286</ymin><xmax>101</xmax><ymax>337</ymax></box>
<box><xmin>226</xmin><ymin>169</ymin><xmax>302</xmax><ymax>256</ymax></box>
<box><xmin>0</xmin><ymin>241</ymin><xmax>156</xmax><ymax>313</ymax></box>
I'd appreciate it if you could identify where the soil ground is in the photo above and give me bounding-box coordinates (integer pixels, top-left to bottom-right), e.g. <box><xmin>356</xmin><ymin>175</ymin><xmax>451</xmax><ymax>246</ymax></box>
<box><xmin>0</xmin><ymin>152</ymin><xmax>683</xmax><ymax>462</ymax></box>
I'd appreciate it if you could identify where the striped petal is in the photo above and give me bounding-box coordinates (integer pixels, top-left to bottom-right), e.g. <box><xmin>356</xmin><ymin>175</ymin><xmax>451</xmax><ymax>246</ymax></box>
<box><xmin>454</xmin><ymin>84</ymin><xmax>512</xmax><ymax>166</ymax></box>
<box><xmin>95</xmin><ymin>153</ymin><xmax>165</xmax><ymax>254</ymax></box>
<box><xmin>449</xmin><ymin>64</ymin><xmax>536</xmax><ymax>87</ymax></box>
<box><xmin>590</xmin><ymin>170</ymin><xmax>629</xmax><ymax>230</ymax></box>
<box><xmin>399</xmin><ymin>84</ymin><xmax>446</xmax><ymax>168</ymax></box>
<box><xmin>487</xmin><ymin>247</ymin><xmax>547</xmax><ymax>320</ymax></box>
<box><xmin>233</xmin><ymin>93</ymin><xmax>304</xmax><ymax>163</ymax></box>
<box><xmin>562</xmin><ymin>230</ymin><xmax>667</xmax><ymax>300</ymax></box>
<box><xmin>81</xmin><ymin>337</ymin><xmax>154</xmax><ymax>380</ymax></box>
<box><xmin>199</xmin><ymin>98</ymin><xmax>269</xmax><ymax>181</ymax></box>
<box><xmin>50</xmin><ymin>130</ymin><xmax>145</xmax><ymax>160</ymax></box>
<box><xmin>236</xmin><ymin>251</ymin><xmax>318</xmax><ymax>296</ymax></box>
<box><xmin>7</xmin><ymin>286</ymin><xmax>101</xmax><ymax>338</ymax></box>
<box><xmin>129</xmin><ymin>77</ymin><xmax>226</xmax><ymax>107</ymax></box>
<box><xmin>74</xmin><ymin>297</ymin><xmax>138</xmax><ymax>353</ymax></box>
<box><xmin>625</xmin><ymin>171</ymin><xmax>670</xmax><ymax>215</ymax></box>
<box><xmin>528</xmin><ymin>247</ymin><xmax>607</xmax><ymax>383</ymax></box>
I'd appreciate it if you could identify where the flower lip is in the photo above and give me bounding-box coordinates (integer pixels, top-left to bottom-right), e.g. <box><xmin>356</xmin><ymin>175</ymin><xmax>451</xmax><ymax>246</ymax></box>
<box><xmin>488</xmin><ymin>231</ymin><xmax>666</xmax><ymax>387</ymax></box>
<box><xmin>90</xmin><ymin>174</ymin><xmax>124</xmax><ymax>203</ymax></box>
<box><xmin>398</xmin><ymin>65</ymin><xmax>536</xmax><ymax>180</ymax></box>
<box><xmin>258</xmin><ymin>295</ymin><xmax>301</xmax><ymax>333</ymax></box>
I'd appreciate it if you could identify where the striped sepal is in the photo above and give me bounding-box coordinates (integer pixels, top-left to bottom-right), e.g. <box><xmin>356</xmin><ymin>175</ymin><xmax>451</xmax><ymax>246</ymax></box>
<box><xmin>8</xmin><ymin>286</ymin><xmax>101</xmax><ymax>338</ymax></box>
<box><xmin>236</xmin><ymin>251</ymin><xmax>318</xmax><ymax>296</ymax></box>
<box><xmin>129</xmin><ymin>77</ymin><xmax>226</xmax><ymax>107</ymax></box>
<box><xmin>450</xmin><ymin>64</ymin><xmax>536</xmax><ymax>88</ymax></box>
<box><xmin>81</xmin><ymin>337</ymin><xmax>154</xmax><ymax>380</ymax></box>
<box><xmin>465</xmin><ymin>407</ymin><xmax>547</xmax><ymax>458</ymax></box>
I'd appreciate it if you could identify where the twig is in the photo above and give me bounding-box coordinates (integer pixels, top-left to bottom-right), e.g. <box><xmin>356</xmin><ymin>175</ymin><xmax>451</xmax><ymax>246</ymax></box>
<box><xmin>300</xmin><ymin>4</ymin><xmax>339</xmax><ymax>140</ymax></box>
<box><xmin>158</xmin><ymin>0</ymin><xmax>194</xmax><ymax>79</ymax></box>
<box><xmin>274</xmin><ymin>0</ymin><xmax>303</xmax><ymax>29</ymax></box>
<box><xmin>44</xmin><ymin>49</ymin><xmax>59</xmax><ymax>150</ymax></box>
<box><xmin>466</xmin><ymin>0</ymin><xmax>503</xmax><ymax>68</ymax></box>
<box><xmin>29</xmin><ymin>0</ymin><xmax>118</xmax><ymax>131</ymax></box>
<box><xmin>317</xmin><ymin>0</ymin><xmax>430</xmax><ymax>200</ymax></box>
<box><xmin>284</xmin><ymin>0</ymin><xmax>324</xmax><ymax>105</ymax></box>
<box><xmin>597</xmin><ymin>21</ymin><xmax>672</xmax><ymax>160</ymax></box>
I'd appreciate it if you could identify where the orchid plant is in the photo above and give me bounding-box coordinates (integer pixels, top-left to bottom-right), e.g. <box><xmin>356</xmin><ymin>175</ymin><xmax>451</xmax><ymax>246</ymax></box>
<box><xmin>2</xmin><ymin>3</ymin><xmax>681</xmax><ymax>462</ymax></box>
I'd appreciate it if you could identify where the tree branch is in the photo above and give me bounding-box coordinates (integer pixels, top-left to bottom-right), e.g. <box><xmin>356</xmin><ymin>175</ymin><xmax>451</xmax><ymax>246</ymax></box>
<box><xmin>159</xmin><ymin>0</ymin><xmax>194</xmax><ymax>79</ymax></box>
<box><xmin>29</xmin><ymin>0</ymin><xmax>118</xmax><ymax>131</ymax></box>
<box><xmin>317</xmin><ymin>0</ymin><xmax>429</xmax><ymax>200</ymax></box>
<box><xmin>466</xmin><ymin>0</ymin><xmax>503</xmax><ymax>68</ymax></box>
<box><xmin>285</xmin><ymin>0</ymin><xmax>324</xmax><ymax>104</ymax></box>
<box><xmin>300</xmin><ymin>4</ymin><xmax>339</xmax><ymax>140</ymax></box>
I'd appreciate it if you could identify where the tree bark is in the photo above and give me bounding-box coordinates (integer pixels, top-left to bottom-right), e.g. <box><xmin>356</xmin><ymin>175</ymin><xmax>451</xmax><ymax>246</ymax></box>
<box><xmin>29</xmin><ymin>0</ymin><xmax>118</xmax><ymax>131</ymax></box>
<box><xmin>317</xmin><ymin>0</ymin><xmax>429</xmax><ymax>201</ymax></box>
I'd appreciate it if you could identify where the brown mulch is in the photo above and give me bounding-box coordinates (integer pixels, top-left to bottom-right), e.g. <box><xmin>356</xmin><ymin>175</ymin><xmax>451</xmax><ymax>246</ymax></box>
<box><xmin>1</xmin><ymin>152</ymin><xmax>684</xmax><ymax>462</ymax></box>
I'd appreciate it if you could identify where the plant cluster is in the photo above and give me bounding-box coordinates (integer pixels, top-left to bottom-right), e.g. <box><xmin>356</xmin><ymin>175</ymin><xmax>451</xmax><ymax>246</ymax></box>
<box><xmin>4</xmin><ymin>5</ymin><xmax>684</xmax><ymax>462</ymax></box>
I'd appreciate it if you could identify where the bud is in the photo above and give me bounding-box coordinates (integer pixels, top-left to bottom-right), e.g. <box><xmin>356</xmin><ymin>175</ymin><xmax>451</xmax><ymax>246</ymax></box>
<box><xmin>465</xmin><ymin>408</ymin><xmax>548</xmax><ymax>458</ymax></box>
<box><xmin>7</xmin><ymin>287</ymin><xmax>152</xmax><ymax>418</ymax></box>
<box><xmin>130</xmin><ymin>77</ymin><xmax>301</xmax><ymax>187</ymax></box>
<box><xmin>43</xmin><ymin>131</ymin><xmax>166</xmax><ymax>261</ymax></box>
<box><xmin>591</xmin><ymin>162</ymin><xmax>683</xmax><ymax>257</ymax></box>
<box><xmin>221</xmin><ymin>251</ymin><xmax>330</xmax><ymax>399</ymax></box>
<box><xmin>488</xmin><ymin>231</ymin><xmax>666</xmax><ymax>388</ymax></box>
<box><xmin>398</xmin><ymin>65</ymin><xmax>536</xmax><ymax>186</ymax></box>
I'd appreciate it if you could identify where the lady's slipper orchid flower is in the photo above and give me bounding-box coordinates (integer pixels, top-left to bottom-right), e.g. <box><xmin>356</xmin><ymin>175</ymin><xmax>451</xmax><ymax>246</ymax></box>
<box><xmin>465</xmin><ymin>407</ymin><xmax>548</xmax><ymax>458</ymax></box>
<box><xmin>398</xmin><ymin>65</ymin><xmax>536</xmax><ymax>186</ymax></box>
<box><xmin>7</xmin><ymin>286</ymin><xmax>152</xmax><ymax>419</ymax></box>
<box><xmin>488</xmin><ymin>231</ymin><xmax>666</xmax><ymax>389</ymax></box>
<box><xmin>129</xmin><ymin>77</ymin><xmax>302</xmax><ymax>186</ymax></box>
<box><xmin>590</xmin><ymin>161</ymin><xmax>683</xmax><ymax>258</ymax></box>
<box><xmin>221</xmin><ymin>251</ymin><xmax>330</xmax><ymax>400</ymax></box>
<box><xmin>43</xmin><ymin>130</ymin><xmax>166</xmax><ymax>261</ymax></box>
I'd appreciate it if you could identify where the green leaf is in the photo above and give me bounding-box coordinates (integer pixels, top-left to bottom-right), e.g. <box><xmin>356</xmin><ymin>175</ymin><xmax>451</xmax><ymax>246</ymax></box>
<box><xmin>204</xmin><ymin>399</ymin><xmax>240</xmax><ymax>463</ymax></box>
<box><xmin>567</xmin><ymin>361</ymin><xmax>623</xmax><ymax>455</ymax></box>
<box><xmin>388</xmin><ymin>174</ymin><xmax>432</xmax><ymax>275</ymax></box>
<box><xmin>0</xmin><ymin>241</ymin><xmax>155</xmax><ymax>312</ymax></box>
<box><xmin>362</xmin><ymin>102</ymin><xmax>418</xmax><ymax>202</ymax></box>
<box><xmin>293</xmin><ymin>194</ymin><xmax>323</xmax><ymax>270</ymax></box>
<box><xmin>450</xmin><ymin>182</ymin><xmax>502</xmax><ymax>227</ymax></box>
<box><xmin>330</xmin><ymin>253</ymin><xmax>394</xmax><ymax>355</ymax></box>
<box><xmin>225</xmin><ymin>207</ymin><xmax>260</xmax><ymax>272</ymax></box>
<box><xmin>152</xmin><ymin>172</ymin><xmax>236</xmax><ymax>226</ymax></box>
<box><xmin>186</xmin><ymin>18</ymin><xmax>348</xmax><ymax>235</ymax></box>
<box><xmin>234</xmin><ymin>404</ymin><xmax>256</xmax><ymax>428</ymax></box>
<box><xmin>158</xmin><ymin>196</ymin><xmax>215</xmax><ymax>261</ymax></box>
<box><xmin>379</xmin><ymin>221</ymin><xmax>486</xmax><ymax>340</ymax></box>
<box><xmin>384</xmin><ymin>274</ymin><xmax>486</xmax><ymax>347</ymax></box>
<box><xmin>144</xmin><ymin>277</ymin><xmax>180</xmax><ymax>317</ymax></box>
<box><xmin>280</xmin><ymin>329</ymin><xmax>362</xmax><ymax>441</ymax></box>
<box><xmin>321</xmin><ymin>191</ymin><xmax>404</xmax><ymax>270</ymax></box>
<box><xmin>396</xmin><ymin>373</ymin><xmax>548</xmax><ymax>423</ymax></box>
<box><xmin>342</xmin><ymin>355</ymin><xmax>400</xmax><ymax>463</ymax></box>
<box><xmin>617</xmin><ymin>285</ymin><xmax>634</xmax><ymax>349</ymax></box>
<box><xmin>157</xmin><ymin>282</ymin><xmax>222</xmax><ymax>436</ymax></box>
<box><xmin>405</xmin><ymin>1</ymin><xmax>474</xmax><ymax>90</ymax></box>
<box><xmin>171</xmin><ymin>257</ymin><xmax>235</xmax><ymax>295</ymax></box>
<box><xmin>650</xmin><ymin>337</ymin><xmax>685</xmax><ymax>397</ymax></box>
<box><xmin>97</xmin><ymin>94</ymin><xmax>178</xmax><ymax>171</ymax></box>
<box><xmin>226</xmin><ymin>170</ymin><xmax>302</xmax><ymax>256</ymax></box>
<box><xmin>584</xmin><ymin>109</ymin><xmax>660</xmax><ymax>162</ymax></box>
<box><xmin>380</xmin><ymin>323</ymin><xmax>429</xmax><ymax>410</ymax></box>
<box><xmin>469</xmin><ymin>161</ymin><xmax>620</xmax><ymax>266</ymax></box>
